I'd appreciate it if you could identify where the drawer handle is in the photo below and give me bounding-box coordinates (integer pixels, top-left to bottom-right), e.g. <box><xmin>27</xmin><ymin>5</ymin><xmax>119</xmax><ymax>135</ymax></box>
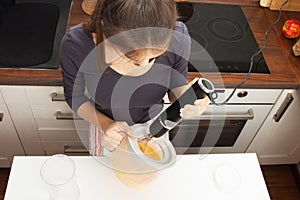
<box><xmin>51</xmin><ymin>92</ymin><xmax>66</xmax><ymax>101</ymax></box>
<box><xmin>64</xmin><ymin>145</ymin><xmax>89</xmax><ymax>153</ymax></box>
<box><xmin>191</xmin><ymin>109</ymin><xmax>254</xmax><ymax>120</ymax></box>
<box><xmin>0</xmin><ymin>113</ymin><xmax>3</xmax><ymax>121</ymax></box>
<box><xmin>273</xmin><ymin>93</ymin><xmax>294</xmax><ymax>122</ymax></box>
<box><xmin>56</xmin><ymin>111</ymin><xmax>82</xmax><ymax>120</ymax></box>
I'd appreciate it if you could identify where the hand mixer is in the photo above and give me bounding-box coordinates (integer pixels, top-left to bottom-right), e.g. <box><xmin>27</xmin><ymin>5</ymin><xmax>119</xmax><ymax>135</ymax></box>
<box><xmin>131</xmin><ymin>77</ymin><xmax>215</xmax><ymax>140</ymax></box>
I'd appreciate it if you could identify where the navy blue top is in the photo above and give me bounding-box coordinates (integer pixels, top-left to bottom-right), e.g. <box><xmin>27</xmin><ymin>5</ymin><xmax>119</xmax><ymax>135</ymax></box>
<box><xmin>60</xmin><ymin>22</ymin><xmax>191</xmax><ymax>125</ymax></box>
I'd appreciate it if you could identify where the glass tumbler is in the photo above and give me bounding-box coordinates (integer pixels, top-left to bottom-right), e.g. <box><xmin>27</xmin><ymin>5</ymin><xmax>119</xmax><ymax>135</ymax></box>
<box><xmin>40</xmin><ymin>154</ymin><xmax>80</xmax><ymax>200</ymax></box>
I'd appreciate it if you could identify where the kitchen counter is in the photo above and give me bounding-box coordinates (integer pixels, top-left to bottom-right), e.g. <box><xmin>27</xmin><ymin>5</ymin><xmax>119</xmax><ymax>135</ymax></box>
<box><xmin>0</xmin><ymin>0</ymin><xmax>299</xmax><ymax>88</ymax></box>
<box><xmin>4</xmin><ymin>154</ymin><xmax>270</xmax><ymax>200</ymax></box>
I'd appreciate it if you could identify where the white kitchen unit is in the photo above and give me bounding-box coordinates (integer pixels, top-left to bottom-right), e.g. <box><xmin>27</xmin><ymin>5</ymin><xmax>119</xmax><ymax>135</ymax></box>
<box><xmin>247</xmin><ymin>89</ymin><xmax>300</xmax><ymax>164</ymax></box>
<box><xmin>0</xmin><ymin>86</ymin><xmax>44</xmax><ymax>155</ymax></box>
<box><xmin>0</xmin><ymin>86</ymin><xmax>88</xmax><ymax>161</ymax></box>
<box><xmin>24</xmin><ymin>86</ymin><xmax>88</xmax><ymax>155</ymax></box>
<box><xmin>4</xmin><ymin>154</ymin><xmax>270</xmax><ymax>200</ymax></box>
<box><xmin>0</xmin><ymin>89</ymin><xmax>25</xmax><ymax>167</ymax></box>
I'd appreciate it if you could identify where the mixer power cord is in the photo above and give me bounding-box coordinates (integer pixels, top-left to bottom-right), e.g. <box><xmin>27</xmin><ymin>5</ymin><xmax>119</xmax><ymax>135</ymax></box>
<box><xmin>210</xmin><ymin>0</ymin><xmax>290</xmax><ymax>105</ymax></box>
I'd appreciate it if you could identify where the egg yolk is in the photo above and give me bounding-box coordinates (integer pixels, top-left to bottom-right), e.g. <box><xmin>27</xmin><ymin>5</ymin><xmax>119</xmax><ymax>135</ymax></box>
<box><xmin>138</xmin><ymin>140</ymin><xmax>161</xmax><ymax>161</ymax></box>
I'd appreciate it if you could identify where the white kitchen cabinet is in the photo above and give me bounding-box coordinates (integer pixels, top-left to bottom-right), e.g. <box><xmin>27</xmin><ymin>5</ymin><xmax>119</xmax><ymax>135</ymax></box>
<box><xmin>0</xmin><ymin>86</ymin><xmax>45</xmax><ymax>155</ymax></box>
<box><xmin>0</xmin><ymin>89</ymin><xmax>25</xmax><ymax>167</ymax></box>
<box><xmin>2</xmin><ymin>84</ymin><xmax>297</xmax><ymax>165</ymax></box>
<box><xmin>24</xmin><ymin>86</ymin><xmax>89</xmax><ymax>156</ymax></box>
<box><xmin>247</xmin><ymin>89</ymin><xmax>300</xmax><ymax>164</ymax></box>
<box><xmin>0</xmin><ymin>86</ymin><xmax>88</xmax><ymax>160</ymax></box>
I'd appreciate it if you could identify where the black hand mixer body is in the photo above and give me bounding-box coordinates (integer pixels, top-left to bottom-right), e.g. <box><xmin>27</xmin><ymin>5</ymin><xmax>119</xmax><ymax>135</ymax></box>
<box><xmin>148</xmin><ymin>78</ymin><xmax>215</xmax><ymax>138</ymax></box>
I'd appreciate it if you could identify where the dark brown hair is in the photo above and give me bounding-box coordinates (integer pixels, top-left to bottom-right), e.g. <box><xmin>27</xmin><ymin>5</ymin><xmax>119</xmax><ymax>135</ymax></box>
<box><xmin>84</xmin><ymin>0</ymin><xmax>177</xmax><ymax>61</ymax></box>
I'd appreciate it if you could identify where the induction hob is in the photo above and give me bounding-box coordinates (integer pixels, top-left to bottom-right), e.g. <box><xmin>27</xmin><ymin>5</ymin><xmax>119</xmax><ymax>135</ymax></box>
<box><xmin>177</xmin><ymin>2</ymin><xmax>270</xmax><ymax>74</ymax></box>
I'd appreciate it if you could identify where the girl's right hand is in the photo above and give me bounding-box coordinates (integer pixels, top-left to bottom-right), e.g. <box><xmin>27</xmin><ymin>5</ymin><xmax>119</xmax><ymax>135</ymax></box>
<box><xmin>102</xmin><ymin>121</ymin><xmax>133</xmax><ymax>151</ymax></box>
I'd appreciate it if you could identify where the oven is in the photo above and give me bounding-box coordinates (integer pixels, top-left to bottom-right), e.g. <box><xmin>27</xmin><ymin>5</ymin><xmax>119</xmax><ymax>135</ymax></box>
<box><xmin>167</xmin><ymin>89</ymin><xmax>282</xmax><ymax>154</ymax></box>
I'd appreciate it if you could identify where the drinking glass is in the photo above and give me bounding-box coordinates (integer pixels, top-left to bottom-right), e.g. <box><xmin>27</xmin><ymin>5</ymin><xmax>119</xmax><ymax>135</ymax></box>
<box><xmin>40</xmin><ymin>154</ymin><xmax>80</xmax><ymax>200</ymax></box>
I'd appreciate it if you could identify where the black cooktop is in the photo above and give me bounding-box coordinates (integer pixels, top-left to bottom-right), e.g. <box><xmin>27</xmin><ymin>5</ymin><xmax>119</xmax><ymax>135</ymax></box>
<box><xmin>177</xmin><ymin>2</ymin><xmax>270</xmax><ymax>74</ymax></box>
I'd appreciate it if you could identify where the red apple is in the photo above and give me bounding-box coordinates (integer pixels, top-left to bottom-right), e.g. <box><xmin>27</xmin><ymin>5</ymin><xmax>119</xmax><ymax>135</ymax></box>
<box><xmin>282</xmin><ymin>19</ymin><xmax>300</xmax><ymax>39</ymax></box>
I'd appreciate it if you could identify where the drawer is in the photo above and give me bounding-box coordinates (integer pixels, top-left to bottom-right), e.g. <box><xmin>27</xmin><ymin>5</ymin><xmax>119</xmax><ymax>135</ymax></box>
<box><xmin>35</xmin><ymin>116</ymin><xmax>76</xmax><ymax>129</ymax></box>
<box><xmin>35</xmin><ymin>118</ymin><xmax>89</xmax><ymax>130</ymax></box>
<box><xmin>38</xmin><ymin>129</ymin><xmax>86</xmax><ymax>142</ymax></box>
<box><xmin>25</xmin><ymin>86</ymin><xmax>65</xmax><ymax>105</ymax></box>
<box><xmin>31</xmin><ymin>104</ymin><xmax>73</xmax><ymax>118</ymax></box>
<box><xmin>31</xmin><ymin>104</ymin><xmax>88</xmax><ymax>129</ymax></box>
<box><xmin>0</xmin><ymin>86</ymin><xmax>29</xmax><ymax>105</ymax></box>
<box><xmin>42</xmin><ymin>141</ymin><xmax>88</xmax><ymax>156</ymax></box>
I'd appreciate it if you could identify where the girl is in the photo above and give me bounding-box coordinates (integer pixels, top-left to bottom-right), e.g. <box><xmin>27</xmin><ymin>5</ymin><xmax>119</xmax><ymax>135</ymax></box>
<box><xmin>60</xmin><ymin>0</ymin><xmax>209</xmax><ymax>155</ymax></box>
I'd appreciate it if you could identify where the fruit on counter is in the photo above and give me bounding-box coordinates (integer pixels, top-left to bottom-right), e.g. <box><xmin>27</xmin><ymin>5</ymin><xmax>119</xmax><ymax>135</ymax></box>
<box><xmin>282</xmin><ymin>19</ymin><xmax>300</xmax><ymax>39</ymax></box>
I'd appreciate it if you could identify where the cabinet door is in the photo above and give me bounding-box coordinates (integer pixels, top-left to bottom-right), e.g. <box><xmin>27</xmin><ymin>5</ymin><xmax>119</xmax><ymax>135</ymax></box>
<box><xmin>0</xmin><ymin>91</ymin><xmax>25</xmax><ymax>167</ymax></box>
<box><xmin>247</xmin><ymin>89</ymin><xmax>300</xmax><ymax>164</ymax></box>
<box><xmin>1</xmin><ymin>86</ymin><xmax>44</xmax><ymax>155</ymax></box>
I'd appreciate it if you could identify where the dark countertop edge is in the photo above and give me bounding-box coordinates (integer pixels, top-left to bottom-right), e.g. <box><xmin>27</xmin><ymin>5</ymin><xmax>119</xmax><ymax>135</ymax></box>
<box><xmin>1</xmin><ymin>82</ymin><xmax>296</xmax><ymax>89</ymax></box>
<box><xmin>187</xmin><ymin>74</ymin><xmax>299</xmax><ymax>89</ymax></box>
<box><xmin>0</xmin><ymin>81</ymin><xmax>63</xmax><ymax>86</ymax></box>
<box><xmin>0</xmin><ymin>69</ymin><xmax>300</xmax><ymax>89</ymax></box>
<box><xmin>214</xmin><ymin>82</ymin><xmax>299</xmax><ymax>89</ymax></box>
<box><xmin>0</xmin><ymin>68</ymin><xmax>63</xmax><ymax>86</ymax></box>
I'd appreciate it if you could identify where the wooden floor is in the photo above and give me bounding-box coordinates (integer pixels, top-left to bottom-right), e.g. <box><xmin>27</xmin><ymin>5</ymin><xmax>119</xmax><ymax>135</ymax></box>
<box><xmin>261</xmin><ymin>165</ymin><xmax>300</xmax><ymax>200</ymax></box>
<box><xmin>0</xmin><ymin>165</ymin><xmax>299</xmax><ymax>199</ymax></box>
<box><xmin>0</xmin><ymin>168</ymin><xmax>10</xmax><ymax>200</ymax></box>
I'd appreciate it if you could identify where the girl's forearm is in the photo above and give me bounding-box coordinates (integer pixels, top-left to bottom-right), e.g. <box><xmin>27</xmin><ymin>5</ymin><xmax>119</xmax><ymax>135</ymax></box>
<box><xmin>77</xmin><ymin>101</ymin><xmax>113</xmax><ymax>131</ymax></box>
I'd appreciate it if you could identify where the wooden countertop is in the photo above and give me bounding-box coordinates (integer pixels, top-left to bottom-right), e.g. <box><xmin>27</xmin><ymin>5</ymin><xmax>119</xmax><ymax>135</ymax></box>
<box><xmin>0</xmin><ymin>0</ymin><xmax>299</xmax><ymax>88</ymax></box>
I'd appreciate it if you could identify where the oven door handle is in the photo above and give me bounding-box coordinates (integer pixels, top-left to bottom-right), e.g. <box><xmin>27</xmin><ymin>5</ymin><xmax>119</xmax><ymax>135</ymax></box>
<box><xmin>196</xmin><ymin>109</ymin><xmax>254</xmax><ymax>120</ymax></box>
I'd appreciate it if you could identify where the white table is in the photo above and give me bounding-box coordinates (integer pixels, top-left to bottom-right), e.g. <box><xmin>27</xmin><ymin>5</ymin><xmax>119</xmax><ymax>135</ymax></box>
<box><xmin>4</xmin><ymin>153</ymin><xmax>270</xmax><ymax>200</ymax></box>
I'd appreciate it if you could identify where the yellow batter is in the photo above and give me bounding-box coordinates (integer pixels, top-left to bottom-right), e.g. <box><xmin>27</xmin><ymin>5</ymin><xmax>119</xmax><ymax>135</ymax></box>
<box><xmin>138</xmin><ymin>139</ymin><xmax>162</xmax><ymax>161</ymax></box>
<box><xmin>113</xmin><ymin>139</ymin><xmax>162</xmax><ymax>190</ymax></box>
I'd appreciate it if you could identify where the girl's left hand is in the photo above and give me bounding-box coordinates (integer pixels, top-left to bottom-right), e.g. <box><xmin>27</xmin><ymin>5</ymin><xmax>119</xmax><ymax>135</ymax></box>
<box><xmin>179</xmin><ymin>96</ymin><xmax>210</xmax><ymax>119</ymax></box>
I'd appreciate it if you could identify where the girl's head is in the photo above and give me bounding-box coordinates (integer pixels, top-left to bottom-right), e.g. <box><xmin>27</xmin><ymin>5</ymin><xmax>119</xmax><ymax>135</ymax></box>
<box><xmin>84</xmin><ymin>0</ymin><xmax>177</xmax><ymax>64</ymax></box>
